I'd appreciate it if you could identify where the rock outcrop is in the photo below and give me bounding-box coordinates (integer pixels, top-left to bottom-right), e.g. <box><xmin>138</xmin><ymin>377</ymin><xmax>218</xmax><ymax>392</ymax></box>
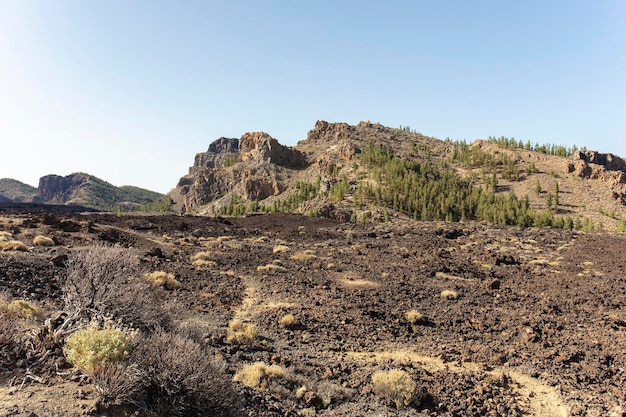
<box><xmin>36</xmin><ymin>173</ymin><xmax>91</xmax><ymax>204</ymax></box>
<box><xmin>170</xmin><ymin>132</ymin><xmax>307</xmax><ymax>214</ymax></box>
<box><xmin>567</xmin><ymin>151</ymin><xmax>626</xmax><ymax>186</ymax></box>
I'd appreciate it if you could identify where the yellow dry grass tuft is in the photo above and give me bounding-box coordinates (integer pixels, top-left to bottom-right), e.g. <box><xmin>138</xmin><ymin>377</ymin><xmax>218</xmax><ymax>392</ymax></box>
<box><xmin>233</xmin><ymin>362</ymin><xmax>286</xmax><ymax>391</ymax></box>
<box><xmin>371</xmin><ymin>369</ymin><xmax>417</xmax><ymax>408</ymax></box>
<box><xmin>227</xmin><ymin>320</ymin><xmax>259</xmax><ymax>344</ymax></box>
<box><xmin>440</xmin><ymin>289</ymin><xmax>458</xmax><ymax>300</ymax></box>
<box><xmin>405</xmin><ymin>310</ymin><xmax>423</xmax><ymax>324</ymax></box>
<box><xmin>257</xmin><ymin>264</ymin><xmax>287</xmax><ymax>272</ymax></box>
<box><xmin>280</xmin><ymin>314</ymin><xmax>296</xmax><ymax>328</ymax></box>
<box><xmin>0</xmin><ymin>240</ymin><xmax>30</xmax><ymax>252</ymax></box>
<box><xmin>289</xmin><ymin>250</ymin><xmax>317</xmax><ymax>261</ymax></box>
<box><xmin>0</xmin><ymin>231</ymin><xmax>13</xmax><ymax>242</ymax></box>
<box><xmin>273</xmin><ymin>245</ymin><xmax>290</xmax><ymax>254</ymax></box>
<box><xmin>33</xmin><ymin>235</ymin><xmax>55</xmax><ymax>246</ymax></box>
<box><xmin>0</xmin><ymin>299</ymin><xmax>41</xmax><ymax>318</ymax></box>
<box><xmin>145</xmin><ymin>271</ymin><xmax>181</xmax><ymax>290</ymax></box>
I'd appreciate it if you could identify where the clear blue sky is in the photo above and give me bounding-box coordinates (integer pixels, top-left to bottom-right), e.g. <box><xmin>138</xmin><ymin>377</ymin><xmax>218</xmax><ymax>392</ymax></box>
<box><xmin>1</xmin><ymin>1</ymin><xmax>624</xmax><ymax>193</ymax></box>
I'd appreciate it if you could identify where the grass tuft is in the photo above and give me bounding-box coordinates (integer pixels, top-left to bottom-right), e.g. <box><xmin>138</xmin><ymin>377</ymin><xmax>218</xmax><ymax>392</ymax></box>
<box><xmin>371</xmin><ymin>369</ymin><xmax>417</xmax><ymax>408</ymax></box>
<box><xmin>440</xmin><ymin>289</ymin><xmax>458</xmax><ymax>300</ymax></box>
<box><xmin>33</xmin><ymin>235</ymin><xmax>55</xmax><ymax>246</ymax></box>
<box><xmin>233</xmin><ymin>362</ymin><xmax>286</xmax><ymax>391</ymax></box>
<box><xmin>145</xmin><ymin>271</ymin><xmax>181</xmax><ymax>290</ymax></box>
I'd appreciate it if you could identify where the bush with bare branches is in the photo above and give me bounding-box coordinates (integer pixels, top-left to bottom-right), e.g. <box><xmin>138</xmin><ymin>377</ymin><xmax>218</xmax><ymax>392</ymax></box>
<box><xmin>131</xmin><ymin>329</ymin><xmax>239</xmax><ymax>417</ymax></box>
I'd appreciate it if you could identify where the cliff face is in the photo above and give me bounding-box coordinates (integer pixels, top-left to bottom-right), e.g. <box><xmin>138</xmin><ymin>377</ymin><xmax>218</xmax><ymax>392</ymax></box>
<box><xmin>170</xmin><ymin>132</ymin><xmax>308</xmax><ymax>214</ymax></box>
<box><xmin>35</xmin><ymin>173</ymin><xmax>91</xmax><ymax>204</ymax></box>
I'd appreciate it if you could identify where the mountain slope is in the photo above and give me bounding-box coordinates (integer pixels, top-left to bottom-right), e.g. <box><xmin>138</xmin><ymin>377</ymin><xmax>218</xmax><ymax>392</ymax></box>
<box><xmin>0</xmin><ymin>178</ymin><xmax>37</xmax><ymax>203</ymax></box>
<box><xmin>35</xmin><ymin>173</ymin><xmax>164</xmax><ymax>211</ymax></box>
<box><xmin>170</xmin><ymin>120</ymin><xmax>626</xmax><ymax>230</ymax></box>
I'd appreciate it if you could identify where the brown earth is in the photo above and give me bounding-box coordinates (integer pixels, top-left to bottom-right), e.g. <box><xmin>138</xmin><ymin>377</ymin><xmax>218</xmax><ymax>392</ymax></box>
<box><xmin>0</xmin><ymin>209</ymin><xmax>625</xmax><ymax>416</ymax></box>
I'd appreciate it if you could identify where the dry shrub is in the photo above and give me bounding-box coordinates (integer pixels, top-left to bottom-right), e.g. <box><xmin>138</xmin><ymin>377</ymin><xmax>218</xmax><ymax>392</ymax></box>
<box><xmin>273</xmin><ymin>245</ymin><xmax>290</xmax><ymax>254</ymax></box>
<box><xmin>0</xmin><ymin>240</ymin><xmax>29</xmax><ymax>252</ymax></box>
<box><xmin>227</xmin><ymin>320</ymin><xmax>258</xmax><ymax>344</ymax></box>
<box><xmin>59</xmin><ymin>245</ymin><xmax>169</xmax><ymax>331</ymax></box>
<box><xmin>145</xmin><ymin>271</ymin><xmax>181</xmax><ymax>290</ymax></box>
<box><xmin>91</xmin><ymin>362</ymin><xmax>143</xmax><ymax>407</ymax></box>
<box><xmin>253</xmin><ymin>236</ymin><xmax>269</xmax><ymax>244</ymax></box>
<box><xmin>405</xmin><ymin>310</ymin><xmax>423</xmax><ymax>324</ymax></box>
<box><xmin>132</xmin><ymin>329</ymin><xmax>238</xmax><ymax>417</ymax></box>
<box><xmin>0</xmin><ymin>299</ymin><xmax>41</xmax><ymax>319</ymax></box>
<box><xmin>440</xmin><ymin>290</ymin><xmax>458</xmax><ymax>300</ymax></box>
<box><xmin>289</xmin><ymin>250</ymin><xmax>317</xmax><ymax>261</ymax></box>
<box><xmin>371</xmin><ymin>369</ymin><xmax>417</xmax><ymax>408</ymax></box>
<box><xmin>33</xmin><ymin>235</ymin><xmax>55</xmax><ymax>246</ymax></box>
<box><xmin>191</xmin><ymin>251</ymin><xmax>217</xmax><ymax>268</ymax></box>
<box><xmin>192</xmin><ymin>259</ymin><xmax>217</xmax><ymax>268</ymax></box>
<box><xmin>0</xmin><ymin>231</ymin><xmax>13</xmax><ymax>242</ymax></box>
<box><xmin>280</xmin><ymin>314</ymin><xmax>296</xmax><ymax>328</ymax></box>
<box><xmin>233</xmin><ymin>361</ymin><xmax>286</xmax><ymax>391</ymax></box>
<box><xmin>257</xmin><ymin>264</ymin><xmax>287</xmax><ymax>272</ymax></box>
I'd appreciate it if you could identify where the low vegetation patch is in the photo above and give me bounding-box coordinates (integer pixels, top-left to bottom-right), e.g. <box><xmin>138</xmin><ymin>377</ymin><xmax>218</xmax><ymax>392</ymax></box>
<box><xmin>33</xmin><ymin>235</ymin><xmax>55</xmax><ymax>246</ymax></box>
<box><xmin>371</xmin><ymin>369</ymin><xmax>417</xmax><ymax>408</ymax></box>
<box><xmin>290</xmin><ymin>249</ymin><xmax>317</xmax><ymax>261</ymax></box>
<box><xmin>191</xmin><ymin>251</ymin><xmax>217</xmax><ymax>268</ymax></box>
<box><xmin>64</xmin><ymin>322</ymin><xmax>135</xmax><ymax>374</ymax></box>
<box><xmin>280</xmin><ymin>313</ymin><xmax>296</xmax><ymax>328</ymax></box>
<box><xmin>257</xmin><ymin>263</ymin><xmax>287</xmax><ymax>272</ymax></box>
<box><xmin>440</xmin><ymin>289</ymin><xmax>458</xmax><ymax>300</ymax></box>
<box><xmin>227</xmin><ymin>320</ymin><xmax>259</xmax><ymax>344</ymax></box>
<box><xmin>0</xmin><ymin>240</ymin><xmax>29</xmax><ymax>252</ymax></box>
<box><xmin>405</xmin><ymin>310</ymin><xmax>423</xmax><ymax>324</ymax></box>
<box><xmin>0</xmin><ymin>299</ymin><xmax>41</xmax><ymax>318</ymax></box>
<box><xmin>233</xmin><ymin>361</ymin><xmax>286</xmax><ymax>391</ymax></box>
<box><xmin>273</xmin><ymin>245</ymin><xmax>290</xmax><ymax>254</ymax></box>
<box><xmin>145</xmin><ymin>271</ymin><xmax>181</xmax><ymax>290</ymax></box>
<box><xmin>0</xmin><ymin>231</ymin><xmax>13</xmax><ymax>242</ymax></box>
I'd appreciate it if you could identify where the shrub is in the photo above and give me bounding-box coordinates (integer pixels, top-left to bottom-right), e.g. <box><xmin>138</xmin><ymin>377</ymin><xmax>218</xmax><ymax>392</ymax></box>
<box><xmin>371</xmin><ymin>369</ymin><xmax>417</xmax><ymax>408</ymax></box>
<box><xmin>33</xmin><ymin>235</ymin><xmax>55</xmax><ymax>246</ymax></box>
<box><xmin>289</xmin><ymin>250</ymin><xmax>317</xmax><ymax>261</ymax></box>
<box><xmin>233</xmin><ymin>362</ymin><xmax>286</xmax><ymax>391</ymax></box>
<box><xmin>405</xmin><ymin>310</ymin><xmax>423</xmax><ymax>324</ymax></box>
<box><xmin>257</xmin><ymin>263</ymin><xmax>287</xmax><ymax>272</ymax></box>
<box><xmin>91</xmin><ymin>362</ymin><xmax>143</xmax><ymax>407</ymax></box>
<box><xmin>0</xmin><ymin>240</ymin><xmax>29</xmax><ymax>252</ymax></box>
<box><xmin>64</xmin><ymin>322</ymin><xmax>135</xmax><ymax>374</ymax></box>
<box><xmin>190</xmin><ymin>251</ymin><xmax>217</xmax><ymax>268</ymax></box>
<box><xmin>145</xmin><ymin>271</ymin><xmax>181</xmax><ymax>290</ymax></box>
<box><xmin>0</xmin><ymin>231</ymin><xmax>12</xmax><ymax>242</ymax></box>
<box><xmin>273</xmin><ymin>245</ymin><xmax>290</xmax><ymax>254</ymax></box>
<box><xmin>132</xmin><ymin>329</ymin><xmax>238</xmax><ymax>416</ymax></box>
<box><xmin>440</xmin><ymin>290</ymin><xmax>458</xmax><ymax>300</ymax></box>
<box><xmin>192</xmin><ymin>259</ymin><xmax>217</xmax><ymax>268</ymax></box>
<box><xmin>61</xmin><ymin>245</ymin><xmax>139</xmax><ymax>318</ymax></box>
<box><xmin>59</xmin><ymin>245</ymin><xmax>167</xmax><ymax>332</ymax></box>
<box><xmin>227</xmin><ymin>320</ymin><xmax>258</xmax><ymax>344</ymax></box>
<box><xmin>280</xmin><ymin>314</ymin><xmax>296</xmax><ymax>328</ymax></box>
<box><xmin>0</xmin><ymin>299</ymin><xmax>41</xmax><ymax>318</ymax></box>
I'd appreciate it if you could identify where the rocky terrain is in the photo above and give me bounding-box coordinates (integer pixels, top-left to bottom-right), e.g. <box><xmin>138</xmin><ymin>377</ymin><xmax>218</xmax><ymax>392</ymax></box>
<box><xmin>0</xmin><ymin>209</ymin><xmax>625</xmax><ymax>416</ymax></box>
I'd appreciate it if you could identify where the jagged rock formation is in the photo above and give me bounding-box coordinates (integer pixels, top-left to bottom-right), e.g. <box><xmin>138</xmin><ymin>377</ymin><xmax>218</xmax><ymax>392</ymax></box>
<box><xmin>169</xmin><ymin>121</ymin><xmax>443</xmax><ymax>215</ymax></box>
<box><xmin>36</xmin><ymin>173</ymin><xmax>91</xmax><ymax>204</ymax></box>
<box><xmin>567</xmin><ymin>151</ymin><xmax>626</xmax><ymax>205</ymax></box>
<box><xmin>31</xmin><ymin>173</ymin><xmax>163</xmax><ymax>210</ymax></box>
<box><xmin>170</xmin><ymin>131</ymin><xmax>309</xmax><ymax>214</ymax></box>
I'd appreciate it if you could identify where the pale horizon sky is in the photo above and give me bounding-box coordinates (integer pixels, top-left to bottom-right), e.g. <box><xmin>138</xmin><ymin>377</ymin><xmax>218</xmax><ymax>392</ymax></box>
<box><xmin>1</xmin><ymin>1</ymin><xmax>625</xmax><ymax>193</ymax></box>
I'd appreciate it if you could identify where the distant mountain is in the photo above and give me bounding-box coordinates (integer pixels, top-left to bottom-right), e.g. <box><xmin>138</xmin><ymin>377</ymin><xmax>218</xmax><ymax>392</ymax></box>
<box><xmin>169</xmin><ymin>120</ymin><xmax>626</xmax><ymax>231</ymax></box>
<box><xmin>34</xmin><ymin>173</ymin><xmax>164</xmax><ymax>211</ymax></box>
<box><xmin>0</xmin><ymin>178</ymin><xmax>37</xmax><ymax>203</ymax></box>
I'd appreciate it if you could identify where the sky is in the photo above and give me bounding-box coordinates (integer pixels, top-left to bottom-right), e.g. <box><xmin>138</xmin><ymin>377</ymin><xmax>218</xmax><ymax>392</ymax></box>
<box><xmin>1</xmin><ymin>1</ymin><xmax>625</xmax><ymax>193</ymax></box>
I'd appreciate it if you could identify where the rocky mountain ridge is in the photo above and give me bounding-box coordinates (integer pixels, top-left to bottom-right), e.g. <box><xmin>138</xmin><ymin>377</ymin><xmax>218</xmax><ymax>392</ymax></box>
<box><xmin>169</xmin><ymin>120</ymin><xmax>626</xmax><ymax>230</ymax></box>
<box><xmin>0</xmin><ymin>173</ymin><xmax>163</xmax><ymax>211</ymax></box>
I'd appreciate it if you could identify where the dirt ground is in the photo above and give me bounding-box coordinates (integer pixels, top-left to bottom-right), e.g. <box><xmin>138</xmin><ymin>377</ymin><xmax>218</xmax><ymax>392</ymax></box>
<box><xmin>0</xmin><ymin>209</ymin><xmax>625</xmax><ymax>416</ymax></box>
